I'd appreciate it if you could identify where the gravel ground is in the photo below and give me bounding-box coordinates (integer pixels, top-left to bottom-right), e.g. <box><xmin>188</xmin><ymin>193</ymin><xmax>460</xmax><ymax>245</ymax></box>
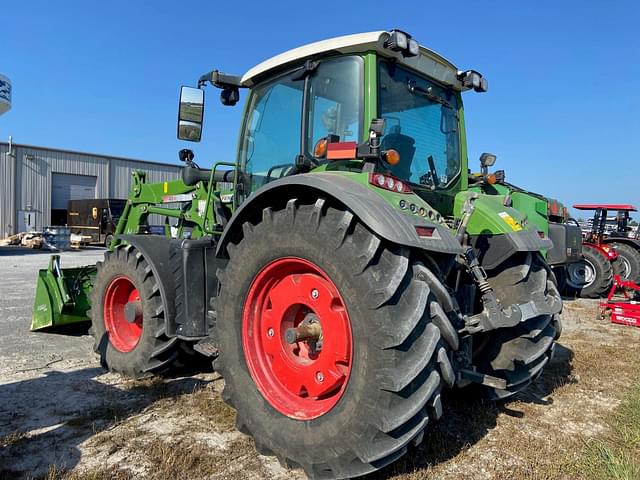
<box><xmin>0</xmin><ymin>245</ymin><xmax>638</xmax><ymax>479</ymax></box>
<box><xmin>0</xmin><ymin>247</ymin><xmax>104</xmax><ymax>371</ymax></box>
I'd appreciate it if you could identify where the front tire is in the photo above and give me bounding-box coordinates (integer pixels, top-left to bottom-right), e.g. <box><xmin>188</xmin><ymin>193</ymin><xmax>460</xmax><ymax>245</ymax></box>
<box><xmin>104</xmin><ymin>233</ymin><xmax>114</xmax><ymax>249</ymax></box>
<box><xmin>89</xmin><ymin>245</ymin><xmax>181</xmax><ymax>377</ymax></box>
<box><xmin>214</xmin><ymin>199</ymin><xmax>458</xmax><ymax>479</ymax></box>
<box><xmin>566</xmin><ymin>245</ymin><xmax>613</xmax><ymax>298</ymax></box>
<box><xmin>472</xmin><ymin>253</ymin><xmax>561</xmax><ymax>399</ymax></box>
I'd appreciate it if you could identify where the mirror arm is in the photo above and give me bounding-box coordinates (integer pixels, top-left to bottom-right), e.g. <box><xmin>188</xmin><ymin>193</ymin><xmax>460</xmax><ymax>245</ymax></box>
<box><xmin>198</xmin><ymin>70</ymin><xmax>244</xmax><ymax>89</ymax></box>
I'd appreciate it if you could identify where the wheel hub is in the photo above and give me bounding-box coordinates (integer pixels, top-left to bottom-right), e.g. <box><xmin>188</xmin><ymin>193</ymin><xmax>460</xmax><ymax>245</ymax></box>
<box><xmin>242</xmin><ymin>257</ymin><xmax>352</xmax><ymax>420</ymax></box>
<box><xmin>567</xmin><ymin>260</ymin><xmax>595</xmax><ymax>288</ymax></box>
<box><xmin>103</xmin><ymin>276</ymin><xmax>143</xmax><ymax>352</ymax></box>
<box><xmin>621</xmin><ymin>257</ymin><xmax>631</xmax><ymax>279</ymax></box>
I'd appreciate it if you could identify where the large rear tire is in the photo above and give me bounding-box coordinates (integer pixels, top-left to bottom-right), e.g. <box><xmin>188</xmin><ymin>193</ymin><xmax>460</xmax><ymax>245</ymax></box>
<box><xmin>214</xmin><ymin>199</ymin><xmax>458</xmax><ymax>479</ymax></box>
<box><xmin>609</xmin><ymin>242</ymin><xmax>640</xmax><ymax>282</ymax></box>
<box><xmin>89</xmin><ymin>245</ymin><xmax>181</xmax><ymax>377</ymax></box>
<box><xmin>471</xmin><ymin>253</ymin><xmax>561</xmax><ymax>399</ymax></box>
<box><xmin>566</xmin><ymin>245</ymin><xmax>613</xmax><ymax>298</ymax></box>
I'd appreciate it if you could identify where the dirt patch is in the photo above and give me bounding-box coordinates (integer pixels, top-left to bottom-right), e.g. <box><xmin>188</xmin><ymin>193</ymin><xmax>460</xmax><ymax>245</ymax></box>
<box><xmin>1</xmin><ymin>299</ymin><xmax>639</xmax><ymax>480</ymax></box>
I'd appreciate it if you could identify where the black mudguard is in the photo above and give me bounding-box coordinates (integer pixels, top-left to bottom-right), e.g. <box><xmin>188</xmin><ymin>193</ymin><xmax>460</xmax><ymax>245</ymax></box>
<box><xmin>470</xmin><ymin>229</ymin><xmax>554</xmax><ymax>270</ymax></box>
<box><xmin>118</xmin><ymin>234</ymin><xmax>224</xmax><ymax>340</ymax></box>
<box><xmin>217</xmin><ymin>173</ymin><xmax>464</xmax><ymax>258</ymax></box>
<box><xmin>118</xmin><ymin>234</ymin><xmax>177</xmax><ymax>331</ymax></box>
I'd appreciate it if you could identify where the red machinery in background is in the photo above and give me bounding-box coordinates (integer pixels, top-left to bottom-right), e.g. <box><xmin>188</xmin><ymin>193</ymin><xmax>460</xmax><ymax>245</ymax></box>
<box><xmin>574</xmin><ymin>204</ymin><xmax>640</xmax><ymax>282</ymax></box>
<box><xmin>599</xmin><ymin>275</ymin><xmax>640</xmax><ymax>327</ymax></box>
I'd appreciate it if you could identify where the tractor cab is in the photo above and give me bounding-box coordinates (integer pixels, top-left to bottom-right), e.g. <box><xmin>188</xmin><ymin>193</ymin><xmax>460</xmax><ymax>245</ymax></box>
<box><xmin>178</xmin><ymin>30</ymin><xmax>488</xmax><ymax>216</ymax></box>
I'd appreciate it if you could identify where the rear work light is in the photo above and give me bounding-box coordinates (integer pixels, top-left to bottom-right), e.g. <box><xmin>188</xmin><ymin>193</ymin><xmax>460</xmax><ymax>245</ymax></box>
<box><xmin>369</xmin><ymin>173</ymin><xmax>412</xmax><ymax>194</ymax></box>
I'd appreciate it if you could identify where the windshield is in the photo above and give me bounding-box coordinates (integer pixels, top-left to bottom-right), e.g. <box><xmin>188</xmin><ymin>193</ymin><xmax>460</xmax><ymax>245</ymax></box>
<box><xmin>240</xmin><ymin>73</ymin><xmax>304</xmax><ymax>190</ymax></box>
<box><xmin>378</xmin><ymin>60</ymin><xmax>460</xmax><ymax>188</ymax></box>
<box><xmin>109</xmin><ymin>202</ymin><xmax>126</xmax><ymax>221</ymax></box>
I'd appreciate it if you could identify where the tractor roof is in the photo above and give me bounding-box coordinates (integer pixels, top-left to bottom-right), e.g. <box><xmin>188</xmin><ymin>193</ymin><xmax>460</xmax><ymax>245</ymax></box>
<box><xmin>573</xmin><ymin>204</ymin><xmax>638</xmax><ymax>211</ymax></box>
<box><xmin>241</xmin><ymin>31</ymin><xmax>467</xmax><ymax>92</ymax></box>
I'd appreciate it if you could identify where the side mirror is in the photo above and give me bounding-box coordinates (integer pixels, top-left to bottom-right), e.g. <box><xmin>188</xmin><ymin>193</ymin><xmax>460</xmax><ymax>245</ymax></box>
<box><xmin>480</xmin><ymin>152</ymin><xmax>497</xmax><ymax>168</ymax></box>
<box><xmin>177</xmin><ymin>86</ymin><xmax>205</xmax><ymax>142</ymax></box>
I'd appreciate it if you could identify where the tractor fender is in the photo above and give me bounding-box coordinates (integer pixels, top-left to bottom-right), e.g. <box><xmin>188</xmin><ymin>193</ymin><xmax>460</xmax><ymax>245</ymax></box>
<box><xmin>217</xmin><ymin>172</ymin><xmax>464</xmax><ymax>258</ymax></box>
<box><xmin>602</xmin><ymin>237</ymin><xmax>640</xmax><ymax>250</ymax></box>
<box><xmin>118</xmin><ymin>234</ymin><xmax>177</xmax><ymax>333</ymax></box>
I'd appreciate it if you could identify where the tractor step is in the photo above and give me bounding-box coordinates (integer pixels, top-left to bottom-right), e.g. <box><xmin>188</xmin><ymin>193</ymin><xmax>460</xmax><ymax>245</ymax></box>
<box><xmin>457</xmin><ymin>368</ymin><xmax>507</xmax><ymax>390</ymax></box>
<box><xmin>193</xmin><ymin>338</ymin><xmax>219</xmax><ymax>358</ymax></box>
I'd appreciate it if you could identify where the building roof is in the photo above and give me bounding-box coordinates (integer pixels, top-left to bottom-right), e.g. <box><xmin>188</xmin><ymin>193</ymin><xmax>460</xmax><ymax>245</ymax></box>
<box><xmin>573</xmin><ymin>204</ymin><xmax>638</xmax><ymax>211</ymax></box>
<box><xmin>241</xmin><ymin>30</ymin><xmax>466</xmax><ymax>91</ymax></box>
<box><xmin>0</xmin><ymin>142</ymin><xmax>182</xmax><ymax>169</ymax></box>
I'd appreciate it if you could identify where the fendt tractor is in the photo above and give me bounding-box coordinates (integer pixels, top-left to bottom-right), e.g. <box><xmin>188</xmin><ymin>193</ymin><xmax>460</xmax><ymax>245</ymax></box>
<box><xmin>468</xmin><ymin>154</ymin><xmax>582</xmax><ymax>293</ymax></box>
<box><xmin>33</xmin><ymin>30</ymin><xmax>562</xmax><ymax>479</ymax></box>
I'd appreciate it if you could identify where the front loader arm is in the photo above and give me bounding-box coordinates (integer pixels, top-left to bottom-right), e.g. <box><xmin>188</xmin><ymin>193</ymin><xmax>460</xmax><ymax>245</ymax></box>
<box><xmin>112</xmin><ymin>170</ymin><xmax>219</xmax><ymax>248</ymax></box>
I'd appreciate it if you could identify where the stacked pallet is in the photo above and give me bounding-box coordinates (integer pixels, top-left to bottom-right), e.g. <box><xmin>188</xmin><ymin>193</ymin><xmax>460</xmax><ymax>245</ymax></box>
<box><xmin>0</xmin><ymin>232</ymin><xmax>44</xmax><ymax>248</ymax></box>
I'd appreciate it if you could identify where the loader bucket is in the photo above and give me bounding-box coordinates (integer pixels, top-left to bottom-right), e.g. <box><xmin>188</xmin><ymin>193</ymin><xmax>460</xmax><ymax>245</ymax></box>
<box><xmin>31</xmin><ymin>255</ymin><xmax>96</xmax><ymax>331</ymax></box>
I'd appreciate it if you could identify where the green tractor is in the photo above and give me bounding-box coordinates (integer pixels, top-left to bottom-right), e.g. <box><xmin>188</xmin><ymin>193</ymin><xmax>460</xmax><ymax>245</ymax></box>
<box><xmin>33</xmin><ymin>30</ymin><xmax>562</xmax><ymax>478</ymax></box>
<box><xmin>468</xmin><ymin>155</ymin><xmax>583</xmax><ymax>293</ymax></box>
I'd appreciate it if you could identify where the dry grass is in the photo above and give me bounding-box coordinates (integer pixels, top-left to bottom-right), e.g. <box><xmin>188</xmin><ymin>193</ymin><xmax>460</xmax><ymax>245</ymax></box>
<box><xmin>0</xmin><ymin>430</ymin><xmax>27</xmax><ymax>448</ymax></box>
<box><xmin>34</xmin><ymin>465</ymin><xmax>134</xmax><ymax>480</ymax></box>
<box><xmin>577</xmin><ymin>380</ymin><xmax>640</xmax><ymax>479</ymax></box>
<box><xmin>4</xmin><ymin>301</ymin><xmax>640</xmax><ymax>480</ymax></box>
<box><xmin>367</xmin><ymin>305</ymin><xmax>640</xmax><ymax>480</ymax></box>
<box><xmin>134</xmin><ymin>436</ymin><xmax>262</xmax><ymax>480</ymax></box>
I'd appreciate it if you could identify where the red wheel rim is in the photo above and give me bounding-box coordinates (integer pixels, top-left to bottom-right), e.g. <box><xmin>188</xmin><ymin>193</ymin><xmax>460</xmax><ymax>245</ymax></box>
<box><xmin>103</xmin><ymin>276</ymin><xmax>143</xmax><ymax>352</ymax></box>
<box><xmin>242</xmin><ymin>257</ymin><xmax>352</xmax><ymax>420</ymax></box>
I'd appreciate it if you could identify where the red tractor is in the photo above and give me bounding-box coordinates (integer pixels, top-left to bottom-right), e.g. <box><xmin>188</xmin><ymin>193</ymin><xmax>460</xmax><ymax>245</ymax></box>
<box><xmin>567</xmin><ymin>204</ymin><xmax>640</xmax><ymax>298</ymax></box>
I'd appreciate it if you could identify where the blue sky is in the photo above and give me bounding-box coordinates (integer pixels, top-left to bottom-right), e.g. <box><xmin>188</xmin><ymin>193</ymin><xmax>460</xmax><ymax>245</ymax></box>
<box><xmin>1</xmin><ymin>1</ymin><xmax>638</xmax><ymax>218</ymax></box>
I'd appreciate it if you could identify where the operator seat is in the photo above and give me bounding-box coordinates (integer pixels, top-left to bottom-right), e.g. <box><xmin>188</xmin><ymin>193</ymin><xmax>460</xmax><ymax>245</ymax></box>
<box><xmin>380</xmin><ymin>126</ymin><xmax>416</xmax><ymax>182</ymax></box>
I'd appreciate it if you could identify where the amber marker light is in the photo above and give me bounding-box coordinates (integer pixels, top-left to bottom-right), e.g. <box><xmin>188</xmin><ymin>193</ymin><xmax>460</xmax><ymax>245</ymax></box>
<box><xmin>486</xmin><ymin>174</ymin><xmax>497</xmax><ymax>185</ymax></box>
<box><xmin>314</xmin><ymin>138</ymin><xmax>328</xmax><ymax>158</ymax></box>
<box><xmin>383</xmin><ymin>149</ymin><xmax>401</xmax><ymax>166</ymax></box>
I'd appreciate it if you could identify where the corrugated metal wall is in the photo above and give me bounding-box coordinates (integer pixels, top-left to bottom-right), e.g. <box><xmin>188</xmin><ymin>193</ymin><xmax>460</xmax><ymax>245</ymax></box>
<box><xmin>109</xmin><ymin>159</ymin><xmax>182</xmax><ymax>198</ymax></box>
<box><xmin>0</xmin><ymin>143</ymin><xmax>16</xmax><ymax>239</ymax></box>
<box><xmin>0</xmin><ymin>143</ymin><xmax>182</xmax><ymax>237</ymax></box>
<box><xmin>109</xmin><ymin>158</ymin><xmax>183</xmax><ymax>225</ymax></box>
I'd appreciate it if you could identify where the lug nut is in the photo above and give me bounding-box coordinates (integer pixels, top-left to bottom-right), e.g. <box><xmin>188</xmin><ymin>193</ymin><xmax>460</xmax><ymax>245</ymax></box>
<box><xmin>311</xmin><ymin>289</ymin><xmax>319</xmax><ymax>299</ymax></box>
<box><xmin>316</xmin><ymin>372</ymin><xmax>324</xmax><ymax>382</ymax></box>
<box><xmin>267</xmin><ymin>328</ymin><xmax>274</xmax><ymax>337</ymax></box>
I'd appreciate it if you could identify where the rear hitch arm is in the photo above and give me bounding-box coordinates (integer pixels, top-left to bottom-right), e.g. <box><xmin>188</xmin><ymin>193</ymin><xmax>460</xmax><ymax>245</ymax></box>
<box><xmin>455</xmin><ymin>194</ymin><xmax>561</xmax><ymax>334</ymax></box>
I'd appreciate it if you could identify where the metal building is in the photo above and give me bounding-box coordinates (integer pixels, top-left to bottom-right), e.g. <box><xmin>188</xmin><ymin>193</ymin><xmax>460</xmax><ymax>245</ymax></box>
<box><xmin>0</xmin><ymin>142</ymin><xmax>182</xmax><ymax>238</ymax></box>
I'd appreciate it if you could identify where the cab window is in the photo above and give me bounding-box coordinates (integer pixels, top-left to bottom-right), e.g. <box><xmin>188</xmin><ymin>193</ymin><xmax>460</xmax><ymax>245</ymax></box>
<box><xmin>306</xmin><ymin>56</ymin><xmax>363</xmax><ymax>157</ymax></box>
<box><xmin>240</xmin><ymin>73</ymin><xmax>303</xmax><ymax>190</ymax></box>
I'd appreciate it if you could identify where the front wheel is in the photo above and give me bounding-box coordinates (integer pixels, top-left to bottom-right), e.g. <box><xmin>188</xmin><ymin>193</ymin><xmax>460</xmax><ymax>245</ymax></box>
<box><xmin>214</xmin><ymin>200</ymin><xmax>458</xmax><ymax>479</ymax></box>
<box><xmin>471</xmin><ymin>253</ymin><xmax>561</xmax><ymax>399</ymax></box>
<box><xmin>104</xmin><ymin>233</ymin><xmax>114</xmax><ymax>249</ymax></box>
<box><xmin>566</xmin><ymin>245</ymin><xmax>613</xmax><ymax>298</ymax></box>
<box><xmin>89</xmin><ymin>245</ymin><xmax>181</xmax><ymax>377</ymax></box>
